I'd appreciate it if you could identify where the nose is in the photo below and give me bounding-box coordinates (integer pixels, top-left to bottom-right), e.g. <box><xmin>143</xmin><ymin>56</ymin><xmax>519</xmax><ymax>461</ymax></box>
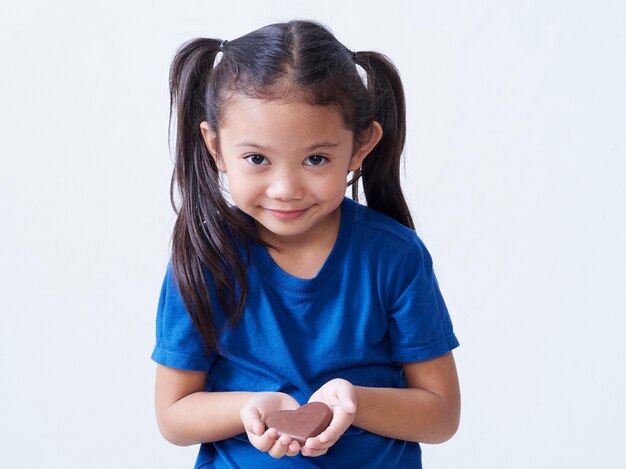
<box><xmin>266</xmin><ymin>167</ymin><xmax>304</xmax><ymax>201</ymax></box>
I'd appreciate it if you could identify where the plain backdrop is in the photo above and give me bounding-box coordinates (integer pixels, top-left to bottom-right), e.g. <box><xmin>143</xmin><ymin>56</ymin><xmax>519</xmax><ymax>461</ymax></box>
<box><xmin>1</xmin><ymin>1</ymin><xmax>624</xmax><ymax>468</ymax></box>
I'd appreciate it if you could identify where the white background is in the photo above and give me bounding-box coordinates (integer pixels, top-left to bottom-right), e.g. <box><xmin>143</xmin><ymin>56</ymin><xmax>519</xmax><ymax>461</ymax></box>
<box><xmin>1</xmin><ymin>1</ymin><xmax>624</xmax><ymax>468</ymax></box>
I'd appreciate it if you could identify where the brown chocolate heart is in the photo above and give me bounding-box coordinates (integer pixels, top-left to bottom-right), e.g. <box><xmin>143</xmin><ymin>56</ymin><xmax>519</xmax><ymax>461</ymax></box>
<box><xmin>265</xmin><ymin>402</ymin><xmax>333</xmax><ymax>445</ymax></box>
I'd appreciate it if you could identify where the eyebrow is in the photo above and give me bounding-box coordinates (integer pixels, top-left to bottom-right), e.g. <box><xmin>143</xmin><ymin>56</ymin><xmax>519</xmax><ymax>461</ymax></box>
<box><xmin>235</xmin><ymin>142</ymin><xmax>340</xmax><ymax>152</ymax></box>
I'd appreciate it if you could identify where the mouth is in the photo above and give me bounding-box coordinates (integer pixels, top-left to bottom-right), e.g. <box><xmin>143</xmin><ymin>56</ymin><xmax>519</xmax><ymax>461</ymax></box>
<box><xmin>264</xmin><ymin>207</ymin><xmax>309</xmax><ymax>221</ymax></box>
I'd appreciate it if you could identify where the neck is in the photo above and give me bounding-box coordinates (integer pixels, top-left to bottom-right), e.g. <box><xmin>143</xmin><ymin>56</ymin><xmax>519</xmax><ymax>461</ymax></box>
<box><xmin>257</xmin><ymin>206</ymin><xmax>342</xmax><ymax>279</ymax></box>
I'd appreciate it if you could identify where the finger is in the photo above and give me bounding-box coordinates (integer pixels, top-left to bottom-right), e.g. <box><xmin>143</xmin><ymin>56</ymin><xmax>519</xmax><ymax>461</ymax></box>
<box><xmin>316</xmin><ymin>412</ymin><xmax>351</xmax><ymax>444</ymax></box>
<box><xmin>301</xmin><ymin>444</ymin><xmax>329</xmax><ymax>458</ymax></box>
<box><xmin>240</xmin><ymin>407</ymin><xmax>264</xmax><ymax>435</ymax></box>
<box><xmin>242</xmin><ymin>414</ymin><xmax>266</xmax><ymax>437</ymax></box>
<box><xmin>249</xmin><ymin>428</ymin><xmax>278</xmax><ymax>452</ymax></box>
<box><xmin>267</xmin><ymin>434</ymin><xmax>292</xmax><ymax>459</ymax></box>
<box><xmin>304</xmin><ymin>436</ymin><xmax>328</xmax><ymax>451</ymax></box>
<box><xmin>286</xmin><ymin>440</ymin><xmax>301</xmax><ymax>457</ymax></box>
<box><xmin>302</xmin><ymin>433</ymin><xmax>336</xmax><ymax>458</ymax></box>
<box><xmin>246</xmin><ymin>418</ymin><xmax>267</xmax><ymax>437</ymax></box>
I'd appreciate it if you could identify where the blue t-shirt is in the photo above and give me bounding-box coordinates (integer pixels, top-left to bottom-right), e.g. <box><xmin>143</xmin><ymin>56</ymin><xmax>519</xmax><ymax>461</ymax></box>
<box><xmin>152</xmin><ymin>197</ymin><xmax>459</xmax><ymax>468</ymax></box>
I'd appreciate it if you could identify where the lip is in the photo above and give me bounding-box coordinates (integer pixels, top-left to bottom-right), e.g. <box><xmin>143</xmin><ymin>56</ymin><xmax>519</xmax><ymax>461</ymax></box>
<box><xmin>264</xmin><ymin>208</ymin><xmax>308</xmax><ymax>221</ymax></box>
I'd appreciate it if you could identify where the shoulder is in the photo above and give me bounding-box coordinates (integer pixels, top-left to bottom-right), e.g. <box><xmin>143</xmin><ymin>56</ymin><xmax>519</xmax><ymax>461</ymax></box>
<box><xmin>346</xmin><ymin>198</ymin><xmax>425</xmax><ymax>252</ymax></box>
<box><xmin>344</xmin><ymin>198</ymin><xmax>434</xmax><ymax>286</ymax></box>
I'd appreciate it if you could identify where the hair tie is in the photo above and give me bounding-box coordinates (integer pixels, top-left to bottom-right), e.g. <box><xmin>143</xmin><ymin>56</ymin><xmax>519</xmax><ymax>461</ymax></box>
<box><xmin>218</xmin><ymin>39</ymin><xmax>228</xmax><ymax>52</ymax></box>
<box><xmin>353</xmin><ymin>51</ymin><xmax>368</xmax><ymax>89</ymax></box>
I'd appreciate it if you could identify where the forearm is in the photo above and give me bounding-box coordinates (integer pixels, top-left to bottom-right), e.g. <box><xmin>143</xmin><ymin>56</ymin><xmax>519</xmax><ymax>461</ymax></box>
<box><xmin>157</xmin><ymin>391</ymin><xmax>254</xmax><ymax>446</ymax></box>
<box><xmin>353</xmin><ymin>386</ymin><xmax>460</xmax><ymax>444</ymax></box>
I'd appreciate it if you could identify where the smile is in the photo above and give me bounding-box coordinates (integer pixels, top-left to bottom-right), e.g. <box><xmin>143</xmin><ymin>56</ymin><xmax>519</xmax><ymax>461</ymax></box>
<box><xmin>264</xmin><ymin>208</ymin><xmax>309</xmax><ymax>221</ymax></box>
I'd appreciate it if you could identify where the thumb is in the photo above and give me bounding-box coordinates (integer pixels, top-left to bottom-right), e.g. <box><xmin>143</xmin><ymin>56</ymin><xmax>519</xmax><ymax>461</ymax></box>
<box><xmin>250</xmin><ymin>418</ymin><xmax>266</xmax><ymax>436</ymax></box>
<box><xmin>241</xmin><ymin>406</ymin><xmax>265</xmax><ymax>436</ymax></box>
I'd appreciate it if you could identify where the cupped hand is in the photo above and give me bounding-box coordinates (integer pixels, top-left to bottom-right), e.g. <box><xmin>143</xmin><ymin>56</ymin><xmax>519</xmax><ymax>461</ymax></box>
<box><xmin>303</xmin><ymin>378</ymin><xmax>357</xmax><ymax>457</ymax></box>
<box><xmin>240</xmin><ymin>392</ymin><xmax>302</xmax><ymax>458</ymax></box>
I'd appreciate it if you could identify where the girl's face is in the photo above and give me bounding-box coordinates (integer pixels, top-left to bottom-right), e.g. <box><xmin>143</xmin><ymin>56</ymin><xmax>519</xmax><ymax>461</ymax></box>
<box><xmin>201</xmin><ymin>95</ymin><xmax>381</xmax><ymax>247</ymax></box>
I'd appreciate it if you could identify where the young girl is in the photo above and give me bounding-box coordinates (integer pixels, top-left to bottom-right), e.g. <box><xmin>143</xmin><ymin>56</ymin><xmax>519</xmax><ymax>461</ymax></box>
<box><xmin>152</xmin><ymin>20</ymin><xmax>460</xmax><ymax>468</ymax></box>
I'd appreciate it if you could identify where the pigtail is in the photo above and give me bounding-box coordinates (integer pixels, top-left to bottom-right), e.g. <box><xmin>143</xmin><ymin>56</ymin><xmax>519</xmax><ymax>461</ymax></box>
<box><xmin>354</xmin><ymin>52</ymin><xmax>415</xmax><ymax>230</ymax></box>
<box><xmin>169</xmin><ymin>38</ymin><xmax>258</xmax><ymax>355</ymax></box>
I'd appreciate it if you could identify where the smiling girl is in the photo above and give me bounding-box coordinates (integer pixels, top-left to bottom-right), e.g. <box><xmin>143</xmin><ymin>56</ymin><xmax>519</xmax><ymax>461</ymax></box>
<box><xmin>152</xmin><ymin>20</ymin><xmax>460</xmax><ymax>468</ymax></box>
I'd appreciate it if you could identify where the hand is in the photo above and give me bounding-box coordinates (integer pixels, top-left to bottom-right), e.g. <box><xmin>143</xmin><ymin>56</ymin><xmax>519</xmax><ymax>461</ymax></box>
<box><xmin>240</xmin><ymin>392</ymin><xmax>302</xmax><ymax>458</ymax></box>
<box><xmin>303</xmin><ymin>378</ymin><xmax>357</xmax><ymax>457</ymax></box>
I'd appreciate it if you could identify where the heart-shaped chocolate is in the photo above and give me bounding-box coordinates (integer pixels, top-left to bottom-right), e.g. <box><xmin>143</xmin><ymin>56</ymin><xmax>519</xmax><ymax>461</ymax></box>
<box><xmin>265</xmin><ymin>402</ymin><xmax>333</xmax><ymax>445</ymax></box>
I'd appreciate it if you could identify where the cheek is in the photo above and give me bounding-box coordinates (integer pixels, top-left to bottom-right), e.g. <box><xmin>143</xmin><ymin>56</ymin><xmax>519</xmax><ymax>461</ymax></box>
<box><xmin>312</xmin><ymin>172</ymin><xmax>350</xmax><ymax>199</ymax></box>
<box><xmin>223</xmin><ymin>171</ymin><xmax>254</xmax><ymax>202</ymax></box>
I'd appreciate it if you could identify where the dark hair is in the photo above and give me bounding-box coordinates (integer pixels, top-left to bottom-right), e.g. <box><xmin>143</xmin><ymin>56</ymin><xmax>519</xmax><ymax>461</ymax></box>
<box><xmin>168</xmin><ymin>20</ymin><xmax>414</xmax><ymax>354</ymax></box>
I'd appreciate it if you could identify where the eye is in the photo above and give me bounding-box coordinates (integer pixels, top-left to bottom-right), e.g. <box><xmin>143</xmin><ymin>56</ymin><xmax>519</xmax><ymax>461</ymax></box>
<box><xmin>304</xmin><ymin>155</ymin><xmax>328</xmax><ymax>166</ymax></box>
<box><xmin>245</xmin><ymin>154</ymin><xmax>269</xmax><ymax>165</ymax></box>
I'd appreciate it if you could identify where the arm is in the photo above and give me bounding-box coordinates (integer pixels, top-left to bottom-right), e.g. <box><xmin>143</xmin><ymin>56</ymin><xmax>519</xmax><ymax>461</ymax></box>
<box><xmin>302</xmin><ymin>351</ymin><xmax>459</xmax><ymax>457</ymax></box>
<box><xmin>155</xmin><ymin>364</ymin><xmax>254</xmax><ymax>446</ymax></box>
<box><xmin>155</xmin><ymin>364</ymin><xmax>301</xmax><ymax>458</ymax></box>
<box><xmin>353</xmin><ymin>351</ymin><xmax>460</xmax><ymax>444</ymax></box>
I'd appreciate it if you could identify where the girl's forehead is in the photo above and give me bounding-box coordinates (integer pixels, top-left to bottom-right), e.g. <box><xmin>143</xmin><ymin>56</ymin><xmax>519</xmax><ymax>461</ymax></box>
<box><xmin>219</xmin><ymin>94</ymin><xmax>348</xmax><ymax>131</ymax></box>
<box><xmin>216</xmin><ymin>95</ymin><xmax>355</xmax><ymax>152</ymax></box>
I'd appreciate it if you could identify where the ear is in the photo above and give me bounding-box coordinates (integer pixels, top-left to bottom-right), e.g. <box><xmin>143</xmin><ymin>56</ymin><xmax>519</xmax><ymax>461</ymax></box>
<box><xmin>348</xmin><ymin>121</ymin><xmax>383</xmax><ymax>172</ymax></box>
<box><xmin>200</xmin><ymin>121</ymin><xmax>226</xmax><ymax>172</ymax></box>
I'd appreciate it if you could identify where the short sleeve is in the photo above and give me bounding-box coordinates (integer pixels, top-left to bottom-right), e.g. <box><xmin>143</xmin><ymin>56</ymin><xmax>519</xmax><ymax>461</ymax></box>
<box><xmin>151</xmin><ymin>262</ymin><xmax>215</xmax><ymax>371</ymax></box>
<box><xmin>387</xmin><ymin>235</ymin><xmax>459</xmax><ymax>363</ymax></box>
